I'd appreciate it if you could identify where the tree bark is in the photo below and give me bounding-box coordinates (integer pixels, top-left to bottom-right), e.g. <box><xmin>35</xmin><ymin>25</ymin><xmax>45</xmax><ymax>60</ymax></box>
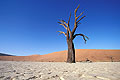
<box><xmin>67</xmin><ymin>39</ymin><xmax>75</xmax><ymax>63</ymax></box>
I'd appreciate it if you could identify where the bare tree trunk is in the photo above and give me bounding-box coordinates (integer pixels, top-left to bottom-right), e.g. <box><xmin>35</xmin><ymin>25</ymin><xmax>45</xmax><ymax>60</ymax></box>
<box><xmin>67</xmin><ymin>39</ymin><xmax>75</xmax><ymax>63</ymax></box>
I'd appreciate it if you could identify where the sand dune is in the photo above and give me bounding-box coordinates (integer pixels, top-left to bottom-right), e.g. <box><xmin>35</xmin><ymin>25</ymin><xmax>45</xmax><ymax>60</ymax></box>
<box><xmin>0</xmin><ymin>49</ymin><xmax>120</xmax><ymax>62</ymax></box>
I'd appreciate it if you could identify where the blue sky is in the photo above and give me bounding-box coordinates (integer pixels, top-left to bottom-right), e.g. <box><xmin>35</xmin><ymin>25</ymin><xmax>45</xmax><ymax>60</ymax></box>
<box><xmin>0</xmin><ymin>0</ymin><xmax>120</xmax><ymax>56</ymax></box>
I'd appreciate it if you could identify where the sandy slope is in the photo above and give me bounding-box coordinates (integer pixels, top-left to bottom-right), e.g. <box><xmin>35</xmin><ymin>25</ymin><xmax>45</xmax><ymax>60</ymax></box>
<box><xmin>0</xmin><ymin>49</ymin><xmax>120</xmax><ymax>62</ymax></box>
<box><xmin>0</xmin><ymin>61</ymin><xmax>120</xmax><ymax>80</ymax></box>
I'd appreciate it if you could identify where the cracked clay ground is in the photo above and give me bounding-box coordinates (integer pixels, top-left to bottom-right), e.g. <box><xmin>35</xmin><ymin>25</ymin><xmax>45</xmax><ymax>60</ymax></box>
<box><xmin>0</xmin><ymin>61</ymin><xmax>120</xmax><ymax>80</ymax></box>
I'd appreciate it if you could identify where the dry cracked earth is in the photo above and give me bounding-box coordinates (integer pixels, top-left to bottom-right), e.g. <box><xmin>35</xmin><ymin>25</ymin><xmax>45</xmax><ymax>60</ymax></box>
<box><xmin>0</xmin><ymin>61</ymin><xmax>120</xmax><ymax>80</ymax></box>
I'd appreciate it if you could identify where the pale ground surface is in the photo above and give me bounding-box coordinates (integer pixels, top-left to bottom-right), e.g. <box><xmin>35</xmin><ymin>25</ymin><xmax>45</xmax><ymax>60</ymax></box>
<box><xmin>0</xmin><ymin>61</ymin><xmax>120</xmax><ymax>80</ymax></box>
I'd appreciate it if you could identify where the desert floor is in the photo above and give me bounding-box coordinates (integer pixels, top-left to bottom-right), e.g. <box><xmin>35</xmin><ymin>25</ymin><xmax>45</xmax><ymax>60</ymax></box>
<box><xmin>0</xmin><ymin>61</ymin><xmax>120</xmax><ymax>80</ymax></box>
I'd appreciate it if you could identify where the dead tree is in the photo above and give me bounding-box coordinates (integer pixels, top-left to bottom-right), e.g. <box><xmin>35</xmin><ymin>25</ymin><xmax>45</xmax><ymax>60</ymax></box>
<box><xmin>110</xmin><ymin>56</ymin><xmax>113</xmax><ymax>62</ymax></box>
<box><xmin>58</xmin><ymin>5</ymin><xmax>89</xmax><ymax>63</ymax></box>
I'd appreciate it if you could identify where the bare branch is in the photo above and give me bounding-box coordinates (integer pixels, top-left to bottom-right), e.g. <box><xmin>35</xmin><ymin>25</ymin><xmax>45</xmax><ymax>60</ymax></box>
<box><xmin>72</xmin><ymin>16</ymin><xmax>85</xmax><ymax>34</ymax></box>
<box><xmin>73</xmin><ymin>34</ymin><xmax>89</xmax><ymax>43</ymax></box>
<box><xmin>57</xmin><ymin>31</ymin><xmax>67</xmax><ymax>37</ymax></box>
<box><xmin>58</xmin><ymin>13</ymin><xmax>72</xmax><ymax>35</ymax></box>
<box><xmin>68</xmin><ymin>12</ymin><xmax>71</xmax><ymax>25</ymax></box>
<box><xmin>77</xmin><ymin>15</ymin><xmax>86</xmax><ymax>23</ymax></box>
<box><xmin>72</xmin><ymin>5</ymin><xmax>86</xmax><ymax>35</ymax></box>
<box><xmin>72</xmin><ymin>5</ymin><xmax>80</xmax><ymax>35</ymax></box>
<box><xmin>59</xmin><ymin>20</ymin><xmax>68</xmax><ymax>27</ymax></box>
<box><xmin>68</xmin><ymin>12</ymin><xmax>72</xmax><ymax>37</ymax></box>
<box><xmin>74</xmin><ymin>5</ymin><xmax>80</xmax><ymax>18</ymax></box>
<box><xmin>58</xmin><ymin>21</ymin><xmax>67</xmax><ymax>30</ymax></box>
<box><xmin>66</xmin><ymin>27</ymin><xmax>69</xmax><ymax>40</ymax></box>
<box><xmin>72</xmin><ymin>23</ymin><xmax>77</xmax><ymax>35</ymax></box>
<box><xmin>76</xmin><ymin>11</ymin><xmax>84</xmax><ymax>20</ymax></box>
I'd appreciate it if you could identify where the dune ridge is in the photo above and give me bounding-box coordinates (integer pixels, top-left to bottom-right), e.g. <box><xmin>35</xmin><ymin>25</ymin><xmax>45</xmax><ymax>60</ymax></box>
<box><xmin>0</xmin><ymin>49</ymin><xmax>120</xmax><ymax>62</ymax></box>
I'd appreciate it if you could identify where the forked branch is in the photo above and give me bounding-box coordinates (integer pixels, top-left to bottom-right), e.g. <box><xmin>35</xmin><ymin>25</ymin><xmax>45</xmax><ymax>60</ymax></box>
<box><xmin>76</xmin><ymin>11</ymin><xmax>84</xmax><ymax>20</ymax></box>
<box><xmin>58</xmin><ymin>19</ymin><xmax>71</xmax><ymax>33</ymax></box>
<box><xmin>76</xmin><ymin>15</ymin><xmax>86</xmax><ymax>23</ymax></box>
<box><xmin>58</xmin><ymin>21</ymin><xmax>67</xmax><ymax>30</ymax></box>
<box><xmin>58</xmin><ymin>12</ymin><xmax>72</xmax><ymax>39</ymax></box>
<box><xmin>57</xmin><ymin>31</ymin><xmax>67</xmax><ymax>37</ymax></box>
<box><xmin>72</xmin><ymin>5</ymin><xmax>86</xmax><ymax>35</ymax></box>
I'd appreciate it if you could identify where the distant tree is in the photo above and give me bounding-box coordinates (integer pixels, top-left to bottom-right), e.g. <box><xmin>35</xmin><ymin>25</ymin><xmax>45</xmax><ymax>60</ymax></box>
<box><xmin>110</xmin><ymin>56</ymin><xmax>113</xmax><ymax>62</ymax></box>
<box><xmin>57</xmin><ymin>5</ymin><xmax>89</xmax><ymax>63</ymax></box>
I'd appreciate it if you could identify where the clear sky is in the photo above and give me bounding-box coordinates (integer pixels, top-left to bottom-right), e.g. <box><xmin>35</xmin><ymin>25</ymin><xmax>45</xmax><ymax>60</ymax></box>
<box><xmin>0</xmin><ymin>0</ymin><xmax>120</xmax><ymax>56</ymax></box>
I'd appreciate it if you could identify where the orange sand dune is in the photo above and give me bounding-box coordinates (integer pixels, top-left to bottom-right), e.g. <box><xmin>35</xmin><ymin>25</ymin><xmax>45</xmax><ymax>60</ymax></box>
<box><xmin>0</xmin><ymin>49</ymin><xmax>120</xmax><ymax>62</ymax></box>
